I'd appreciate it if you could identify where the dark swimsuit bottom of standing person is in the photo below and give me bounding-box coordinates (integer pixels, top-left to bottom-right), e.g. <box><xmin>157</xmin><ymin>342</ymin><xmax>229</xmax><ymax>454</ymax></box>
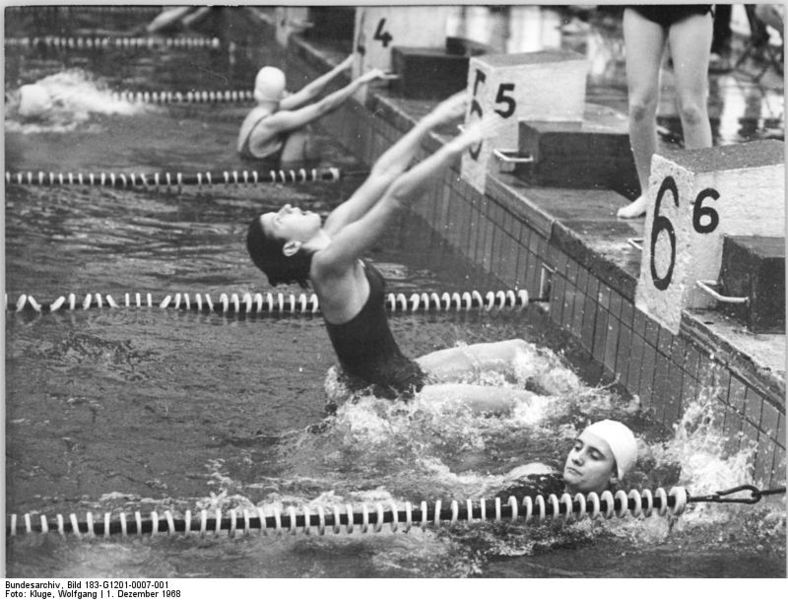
<box><xmin>629</xmin><ymin>4</ymin><xmax>713</xmax><ymax>29</ymax></box>
<box><xmin>325</xmin><ymin>260</ymin><xmax>427</xmax><ymax>401</ymax></box>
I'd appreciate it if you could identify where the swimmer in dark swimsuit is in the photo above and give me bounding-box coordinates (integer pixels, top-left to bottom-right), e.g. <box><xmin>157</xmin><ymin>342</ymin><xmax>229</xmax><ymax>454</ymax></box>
<box><xmin>246</xmin><ymin>92</ymin><xmax>537</xmax><ymax>414</ymax></box>
<box><xmin>494</xmin><ymin>420</ymin><xmax>639</xmax><ymax>497</ymax></box>
<box><xmin>617</xmin><ymin>5</ymin><xmax>713</xmax><ymax>219</ymax></box>
<box><xmin>238</xmin><ymin>54</ymin><xmax>384</xmax><ymax>168</ymax></box>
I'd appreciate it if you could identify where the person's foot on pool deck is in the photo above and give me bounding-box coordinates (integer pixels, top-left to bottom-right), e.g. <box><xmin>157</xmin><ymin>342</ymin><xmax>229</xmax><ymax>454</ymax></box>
<box><xmin>617</xmin><ymin>194</ymin><xmax>649</xmax><ymax>219</ymax></box>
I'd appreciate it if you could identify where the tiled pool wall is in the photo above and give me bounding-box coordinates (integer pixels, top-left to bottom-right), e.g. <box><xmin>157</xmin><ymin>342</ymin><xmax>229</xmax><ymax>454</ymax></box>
<box><xmin>285</xmin><ymin>36</ymin><xmax>785</xmax><ymax>488</ymax></box>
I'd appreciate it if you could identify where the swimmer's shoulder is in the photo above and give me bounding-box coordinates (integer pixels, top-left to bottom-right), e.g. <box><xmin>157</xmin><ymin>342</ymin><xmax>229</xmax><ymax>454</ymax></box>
<box><xmin>500</xmin><ymin>462</ymin><xmax>563</xmax><ymax>498</ymax></box>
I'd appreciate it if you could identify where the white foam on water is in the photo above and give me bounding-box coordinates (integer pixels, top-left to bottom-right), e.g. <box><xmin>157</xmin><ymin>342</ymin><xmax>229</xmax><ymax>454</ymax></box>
<box><xmin>6</xmin><ymin>68</ymin><xmax>153</xmax><ymax>133</ymax></box>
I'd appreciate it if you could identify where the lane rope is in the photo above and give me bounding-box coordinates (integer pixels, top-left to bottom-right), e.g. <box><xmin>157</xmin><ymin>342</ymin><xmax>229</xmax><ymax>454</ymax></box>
<box><xmin>4</xmin><ymin>167</ymin><xmax>372</xmax><ymax>188</ymax></box>
<box><xmin>5</xmin><ymin>36</ymin><xmax>221</xmax><ymax>49</ymax></box>
<box><xmin>6</xmin><ymin>289</ymin><xmax>544</xmax><ymax>316</ymax></box>
<box><xmin>7</xmin><ymin>486</ymin><xmax>693</xmax><ymax>538</ymax></box>
<box><xmin>107</xmin><ymin>89</ymin><xmax>254</xmax><ymax>104</ymax></box>
<box><xmin>10</xmin><ymin>485</ymin><xmax>784</xmax><ymax>538</ymax></box>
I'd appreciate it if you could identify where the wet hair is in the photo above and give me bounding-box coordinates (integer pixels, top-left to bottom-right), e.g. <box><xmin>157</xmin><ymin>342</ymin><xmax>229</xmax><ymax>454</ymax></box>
<box><xmin>246</xmin><ymin>214</ymin><xmax>312</xmax><ymax>288</ymax></box>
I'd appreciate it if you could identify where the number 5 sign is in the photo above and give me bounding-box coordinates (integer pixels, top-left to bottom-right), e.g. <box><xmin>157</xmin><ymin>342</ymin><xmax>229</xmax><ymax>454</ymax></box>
<box><xmin>635</xmin><ymin>141</ymin><xmax>785</xmax><ymax>334</ymax></box>
<box><xmin>460</xmin><ymin>50</ymin><xmax>588</xmax><ymax>193</ymax></box>
<box><xmin>352</xmin><ymin>7</ymin><xmax>452</xmax><ymax>103</ymax></box>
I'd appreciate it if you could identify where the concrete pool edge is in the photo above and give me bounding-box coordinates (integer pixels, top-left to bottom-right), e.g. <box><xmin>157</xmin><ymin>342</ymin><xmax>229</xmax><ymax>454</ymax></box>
<box><xmin>284</xmin><ymin>32</ymin><xmax>785</xmax><ymax>487</ymax></box>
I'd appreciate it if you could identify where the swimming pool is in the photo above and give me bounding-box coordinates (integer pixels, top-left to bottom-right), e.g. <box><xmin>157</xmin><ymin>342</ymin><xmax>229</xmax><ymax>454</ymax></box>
<box><xmin>4</xmin><ymin>6</ymin><xmax>785</xmax><ymax>578</ymax></box>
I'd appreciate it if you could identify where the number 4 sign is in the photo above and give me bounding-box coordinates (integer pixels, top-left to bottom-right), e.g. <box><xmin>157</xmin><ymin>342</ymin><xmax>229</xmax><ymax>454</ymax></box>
<box><xmin>351</xmin><ymin>7</ymin><xmax>452</xmax><ymax>103</ymax></box>
<box><xmin>635</xmin><ymin>141</ymin><xmax>784</xmax><ymax>334</ymax></box>
<box><xmin>460</xmin><ymin>50</ymin><xmax>588</xmax><ymax>194</ymax></box>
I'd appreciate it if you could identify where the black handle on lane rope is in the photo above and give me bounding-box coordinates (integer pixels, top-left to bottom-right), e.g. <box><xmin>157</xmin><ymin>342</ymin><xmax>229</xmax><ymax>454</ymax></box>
<box><xmin>688</xmin><ymin>485</ymin><xmax>786</xmax><ymax>504</ymax></box>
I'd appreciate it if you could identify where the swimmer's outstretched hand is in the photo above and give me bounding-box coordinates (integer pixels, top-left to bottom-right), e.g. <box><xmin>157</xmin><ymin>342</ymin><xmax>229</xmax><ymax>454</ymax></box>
<box><xmin>357</xmin><ymin>68</ymin><xmax>386</xmax><ymax>84</ymax></box>
<box><xmin>446</xmin><ymin>113</ymin><xmax>497</xmax><ymax>153</ymax></box>
<box><xmin>424</xmin><ymin>91</ymin><xmax>468</xmax><ymax>127</ymax></box>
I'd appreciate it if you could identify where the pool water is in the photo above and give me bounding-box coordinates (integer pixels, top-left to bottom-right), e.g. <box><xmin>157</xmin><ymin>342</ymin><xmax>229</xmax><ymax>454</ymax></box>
<box><xmin>4</xmin><ymin>6</ymin><xmax>785</xmax><ymax>578</ymax></box>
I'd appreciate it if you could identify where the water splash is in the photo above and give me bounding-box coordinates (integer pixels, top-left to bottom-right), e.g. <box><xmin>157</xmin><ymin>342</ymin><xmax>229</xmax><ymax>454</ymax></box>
<box><xmin>6</xmin><ymin>69</ymin><xmax>153</xmax><ymax>133</ymax></box>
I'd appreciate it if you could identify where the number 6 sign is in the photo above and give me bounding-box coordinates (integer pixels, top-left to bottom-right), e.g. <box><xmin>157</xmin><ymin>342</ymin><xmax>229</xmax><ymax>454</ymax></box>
<box><xmin>635</xmin><ymin>141</ymin><xmax>784</xmax><ymax>334</ymax></box>
<box><xmin>460</xmin><ymin>50</ymin><xmax>588</xmax><ymax>193</ymax></box>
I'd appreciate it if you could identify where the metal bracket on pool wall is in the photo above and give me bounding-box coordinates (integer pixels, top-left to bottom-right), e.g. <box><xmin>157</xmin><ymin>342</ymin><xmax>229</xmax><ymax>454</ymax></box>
<box><xmin>539</xmin><ymin>264</ymin><xmax>555</xmax><ymax>303</ymax></box>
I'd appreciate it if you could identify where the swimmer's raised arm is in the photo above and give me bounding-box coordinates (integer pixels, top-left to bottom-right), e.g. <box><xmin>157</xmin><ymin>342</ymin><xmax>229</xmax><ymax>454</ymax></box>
<box><xmin>323</xmin><ymin>91</ymin><xmax>467</xmax><ymax>236</ymax></box>
<box><xmin>280</xmin><ymin>54</ymin><xmax>355</xmax><ymax>111</ymax></box>
<box><xmin>317</xmin><ymin>99</ymin><xmax>480</xmax><ymax>272</ymax></box>
<box><xmin>265</xmin><ymin>68</ymin><xmax>384</xmax><ymax>135</ymax></box>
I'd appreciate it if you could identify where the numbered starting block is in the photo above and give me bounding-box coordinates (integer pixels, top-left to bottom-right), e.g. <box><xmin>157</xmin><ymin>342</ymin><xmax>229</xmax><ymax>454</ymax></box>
<box><xmin>635</xmin><ymin>140</ymin><xmax>785</xmax><ymax>334</ymax></box>
<box><xmin>391</xmin><ymin>37</ymin><xmax>493</xmax><ymax>99</ymax></box>
<box><xmin>460</xmin><ymin>49</ymin><xmax>588</xmax><ymax>193</ymax></box>
<box><xmin>496</xmin><ymin>103</ymin><xmax>639</xmax><ymax>198</ymax></box>
<box><xmin>717</xmin><ymin>235</ymin><xmax>785</xmax><ymax>333</ymax></box>
<box><xmin>353</xmin><ymin>6</ymin><xmax>453</xmax><ymax>103</ymax></box>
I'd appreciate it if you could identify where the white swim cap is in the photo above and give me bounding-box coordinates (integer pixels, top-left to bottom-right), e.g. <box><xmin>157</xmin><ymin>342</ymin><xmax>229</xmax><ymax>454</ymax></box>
<box><xmin>583</xmin><ymin>420</ymin><xmax>637</xmax><ymax>480</ymax></box>
<box><xmin>254</xmin><ymin>66</ymin><xmax>286</xmax><ymax>102</ymax></box>
<box><xmin>18</xmin><ymin>83</ymin><xmax>53</xmax><ymax>118</ymax></box>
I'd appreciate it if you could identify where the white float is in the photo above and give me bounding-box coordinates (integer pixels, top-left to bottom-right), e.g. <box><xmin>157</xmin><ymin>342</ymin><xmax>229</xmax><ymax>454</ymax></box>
<box><xmin>635</xmin><ymin>140</ymin><xmax>785</xmax><ymax>333</ymax></box>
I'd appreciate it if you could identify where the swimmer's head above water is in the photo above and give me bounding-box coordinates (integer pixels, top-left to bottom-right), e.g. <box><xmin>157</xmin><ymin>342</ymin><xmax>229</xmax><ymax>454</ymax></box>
<box><xmin>562</xmin><ymin>419</ymin><xmax>638</xmax><ymax>494</ymax></box>
<box><xmin>246</xmin><ymin>204</ymin><xmax>326</xmax><ymax>287</ymax></box>
<box><xmin>6</xmin><ymin>83</ymin><xmax>54</xmax><ymax>120</ymax></box>
<box><xmin>253</xmin><ymin>66</ymin><xmax>287</xmax><ymax>104</ymax></box>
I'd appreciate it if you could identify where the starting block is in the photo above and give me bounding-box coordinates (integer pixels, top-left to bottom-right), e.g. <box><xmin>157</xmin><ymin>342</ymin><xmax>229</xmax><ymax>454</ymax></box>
<box><xmin>497</xmin><ymin>103</ymin><xmax>638</xmax><ymax>197</ymax></box>
<box><xmin>718</xmin><ymin>235</ymin><xmax>785</xmax><ymax>333</ymax></box>
<box><xmin>390</xmin><ymin>47</ymin><xmax>470</xmax><ymax>99</ymax></box>
<box><xmin>460</xmin><ymin>49</ymin><xmax>588</xmax><ymax>193</ymax></box>
<box><xmin>352</xmin><ymin>6</ymin><xmax>453</xmax><ymax>103</ymax></box>
<box><xmin>390</xmin><ymin>37</ymin><xmax>493</xmax><ymax>99</ymax></box>
<box><xmin>635</xmin><ymin>140</ymin><xmax>785</xmax><ymax>334</ymax></box>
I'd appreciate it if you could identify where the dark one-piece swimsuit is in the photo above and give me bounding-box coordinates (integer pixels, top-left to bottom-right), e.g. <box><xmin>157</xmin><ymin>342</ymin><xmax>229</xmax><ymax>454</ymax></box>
<box><xmin>324</xmin><ymin>260</ymin><xmax>427</xmax><ymax>400</ymax></box>
<box><xmin>238</xmin><ymin>113</ymin><xmax>288</xmax><ymax>170</ymax></box>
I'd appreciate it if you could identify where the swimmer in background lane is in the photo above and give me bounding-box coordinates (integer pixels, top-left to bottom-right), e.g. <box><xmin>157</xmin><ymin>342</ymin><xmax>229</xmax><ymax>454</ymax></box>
<box><xmin>9</xmin><ymin>83</ymin><xmax>54</xmax><ymax>121</ymax></box>
<box><xmin>238</xmin><ymin>55</ymin><xmax>385</xmax><ymax>169</ymax></box>
<box><xmin>494</xmin><ymin>420</ymin><xmax>639</xmax><ymax>498</ymax></box>
<box><xmin>247</xmin><ymin>92</ymin><xmax>536</xmax><ymax>414</ymax></box>
<box><xmin>6</xmin><ymin>72</ymin><xmax>144</xmax><ymax>127</ymax></box>
<box><xmin>617</xmin><ymin>5</ymin><xmax>713</xmax><ymax>219</ymax></box>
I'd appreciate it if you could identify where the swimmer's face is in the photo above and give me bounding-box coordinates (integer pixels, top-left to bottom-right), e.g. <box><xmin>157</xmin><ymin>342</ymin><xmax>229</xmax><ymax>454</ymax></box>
<box><xmin>562</xmin><ymin>430</ymin><xmax>617</xmax><ymax>494</ymax></box>
<box><xmin>260</xmin><ymin>204</ymin><xmax>322</xmax><ymax>246</ymax></box>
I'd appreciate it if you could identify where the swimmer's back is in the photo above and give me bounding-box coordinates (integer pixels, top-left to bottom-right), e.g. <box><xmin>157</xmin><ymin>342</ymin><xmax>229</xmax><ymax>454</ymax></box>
<box><xmin>238</xmin><ymin>106</ymin><xmax>285</xmax><ymax>160</ymax></box>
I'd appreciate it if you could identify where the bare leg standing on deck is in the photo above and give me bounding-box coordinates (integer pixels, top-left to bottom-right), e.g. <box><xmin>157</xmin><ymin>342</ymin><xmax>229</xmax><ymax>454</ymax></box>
<box><xmin>618</xmin><ymin>8</ymin><xmax>713</xmax><ymax>219</ymax></box>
